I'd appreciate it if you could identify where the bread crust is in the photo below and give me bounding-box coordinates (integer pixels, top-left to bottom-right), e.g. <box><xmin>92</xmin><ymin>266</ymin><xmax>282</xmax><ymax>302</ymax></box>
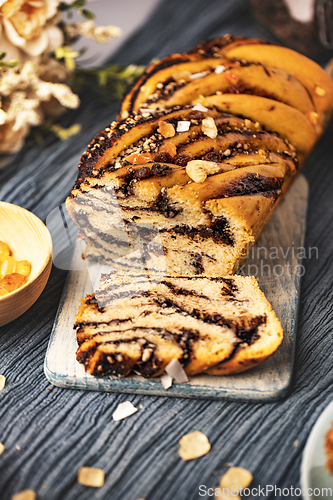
<box><xmin>120</xmin><ymin>34</ymin><xmax>333</xmax><ymax>140</ymax></box>
<box><xmin>67</xmin><ymin>106</ymin><xmax>296</xmax><ymax>277</ymax></box>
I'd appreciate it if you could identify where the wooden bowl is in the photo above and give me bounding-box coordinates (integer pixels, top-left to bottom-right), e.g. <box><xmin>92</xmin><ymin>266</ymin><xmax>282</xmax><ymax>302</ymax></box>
<box><xmin>0</xmin><ymin>202</ymin><xmax>53</xmax><ymax>327</ymax></box>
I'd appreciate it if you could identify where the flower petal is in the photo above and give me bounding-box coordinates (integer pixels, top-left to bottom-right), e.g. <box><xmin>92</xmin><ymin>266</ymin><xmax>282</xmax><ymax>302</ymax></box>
<box><xmin>23</xmin><ymin>30</ymin><xmax>48</xmax><ymax>56</ymax></box>
<box><xmin>0</xmin><ymin>31</ymin><xmax>22</xmax><ymax>61</ymax></box>
<box><xmin>45</xmin><ymin>0</ymin><xmax>60</xmax><ymax>20</ymax></box>
<box><xmin>45</xmin><ymin>25</ymin><xmax>63</xmax><ymax>52</ymax></box>
<box><xmin>3</xmin><ymin>18</ymin><xmax>26</xmax><ymax>48</ymax></box>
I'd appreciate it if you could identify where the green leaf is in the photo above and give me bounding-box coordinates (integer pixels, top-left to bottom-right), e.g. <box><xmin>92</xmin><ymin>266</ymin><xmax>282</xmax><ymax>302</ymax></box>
<box><xmin>59</xmin><ymin>0</ymin><xmax>86</xmax><ymax>13</ymax></box>
<box><xmin>58</xmin><ymin>3</ymin><xmax>70</xmax><ymax>11</ymax></box>
<box><xmin>51</xmin><ymin>123</ymin><xmax>82</xmax><ymax>141</ymax></box>
<box><xmin>73</xmin><ymin>63</ymin><xmax>145</xmax><ymax>101</ymax></box>
<box><xmin>0</xmin><ymin>53</ymin><xmax>6</xmax><ymax>60</ymax></box>
<box><xmin>5</xmin><ymin>60</ymin><xmax>18</xmax><ymax>68</ymax></box>
<box><xmin>0</xmin><ymin>59</ymin><xmax>18</xmax><ymax>68</ymax></box>
<box><xmin>82</xmin><ymin>8</ymin><xmax>95</xmax><ymax>19</ymax></box>
<box><xmin>71</xmin><ymin>0</ymin><xmax>86</xmax><ymax>8</ymax></box>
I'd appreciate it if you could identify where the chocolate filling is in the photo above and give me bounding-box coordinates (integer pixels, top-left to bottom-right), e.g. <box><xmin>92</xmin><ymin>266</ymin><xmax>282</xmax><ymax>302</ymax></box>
<box><xmin>159</xmin><ymin>217</ymin><xmax>234</xmax><ymax>246</ymax></box>
<box><xmin>160</xmin><ymin>280</ymin><xmax>210</xmax><ymax>300</ymax></box>
<box><xmin>190</xmin><ymin>253</ymin><xmax>204</xmax><ymax>275</ymax></box>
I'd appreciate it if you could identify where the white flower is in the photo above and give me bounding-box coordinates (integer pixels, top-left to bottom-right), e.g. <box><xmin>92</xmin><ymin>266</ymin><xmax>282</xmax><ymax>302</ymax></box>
<box><xmin>0</xmin><ymin>119</ymin><xmax>29</xmax><ymax>153</ymax></box>
<box><xmin>66</xmin><ymin>20</ymin><xmax>122</xmax><ymax>44</ymax></box>
<box><xmin>0</xmin><ymin>108</ymin><xmax>7</xmax><ymax>124</ymax></box>
<box><xmin>0</xmin><ymin>59</ymin><xmax>80</xmax><ymax>153</ymax></box>
<box><xmin>0</xmin><ymin>0</ymin><xmax>64</xmax><ymax>61</ymax></box>
<box><xmin>35</xmin><ymin>80</ymin><xmax>79</xmax><ymax>108</ymax></box>
<box><xmin>6</xmin><ymin>91</ymin><xmax>42</xmax><ymax>131</ymax></box>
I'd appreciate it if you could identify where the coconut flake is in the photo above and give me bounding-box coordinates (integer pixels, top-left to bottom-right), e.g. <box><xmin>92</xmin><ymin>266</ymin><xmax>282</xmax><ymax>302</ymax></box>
<box><xmin>189</xmin><ymin>70</ymin><xmax>210</xmax><ymax>80</ymax></box>
<box><xmin>192</xmin><ymin>103</ymin><xmax>208</xmax><ymax>112</ymax></box>
<box><xmin>140</xmin><ymin>108</ymin><xmax>155</xmax><ymax>114</ymax></box>
<box><xmin>165</xmin><ymin>358</ymin><xmax>188</xmax><ymax>383</ymax></box>
<box><xmin>161</xmin><ymin>373</ymin><xmax>173</xmax><ymax>389</ymax></box>
<box><xmin>112</xmin><ymin>401</ymin><xmax>138</xmax><ymax>421</ymax></box>
<box><xmin>215</xmin><ymin>65</ymin><xmax>226</xmax><ymax>74</ymax></box>
<box><xmin>176</xmin><ymin>120</ymin><xmax>191</xmax><ymax>133</ymax></box>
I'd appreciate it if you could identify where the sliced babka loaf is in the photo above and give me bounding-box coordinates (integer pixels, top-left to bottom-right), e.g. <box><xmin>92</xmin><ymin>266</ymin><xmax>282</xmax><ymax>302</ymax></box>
<box><xmin>67</xmin><ymin>106</ymin><xmax>297</xmax><ymax>276</ymax></box>
<box><xmin>75</xmin><ymin>273</ymin><xmax>283</xmax><ymax>377</ymax></box>
<box><xmin>120</xmin><ymin>35</ymin><xmax>333</xmax><ymax>144</ymax></box>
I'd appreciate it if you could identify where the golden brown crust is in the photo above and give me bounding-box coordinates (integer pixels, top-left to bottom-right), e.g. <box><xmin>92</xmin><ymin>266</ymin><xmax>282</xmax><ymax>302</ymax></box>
<box><xmin>206</xmin><ymin>311</ymin><xmax>283</xmax><ymax>375</ymax></box>
<box><xmin>200</xmin><ymin>94</ymin><xmax>316</xmax><ymax>164</ymax></box>
<box><xmin>67</xmin><ymin>35</ymin><xmax>332</xmax><ymax>381</ymax></box>
<box><xmin>219</xmin><ymin>42</ymin><xmax>333</xmax><ymax>128</ymax></box>
<box><xmin>67</xmin><ymin>98</ymin><xmax>300</xmax><ymax>280</ymax></box>
<box><xmin>120</xmin><ymin>34</ymin><xmax>333</xmax><ymax>147</ymax></box>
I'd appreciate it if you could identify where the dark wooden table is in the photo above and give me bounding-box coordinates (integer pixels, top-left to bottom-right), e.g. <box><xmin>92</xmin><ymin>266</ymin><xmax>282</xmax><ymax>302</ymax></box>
<box><xmin>1</xmin><ymin>1</ymin><xmax>333</xmax><ymax>499</ymax></box>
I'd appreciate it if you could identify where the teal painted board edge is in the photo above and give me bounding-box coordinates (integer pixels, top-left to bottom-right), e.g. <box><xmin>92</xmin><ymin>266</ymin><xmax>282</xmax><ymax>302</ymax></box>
<box><xmin>44</xmin><ymin>175</ymin><xmax>308</xmax><ymax>401</ymax></box>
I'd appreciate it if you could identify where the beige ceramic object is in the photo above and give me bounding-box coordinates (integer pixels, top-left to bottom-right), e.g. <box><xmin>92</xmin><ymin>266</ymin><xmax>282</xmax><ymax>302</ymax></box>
<box><xmin>0</xmin><ymin>202</ymin><xmax>52</xmax><ymax>327</ymax></box>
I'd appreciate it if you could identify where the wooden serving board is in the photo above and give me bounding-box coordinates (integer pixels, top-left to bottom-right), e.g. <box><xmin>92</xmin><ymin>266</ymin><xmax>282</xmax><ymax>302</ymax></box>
<box><xmin>44</xmin><ymin>175</ymin><xmax>308</xmax><ymax>401</ymax></box>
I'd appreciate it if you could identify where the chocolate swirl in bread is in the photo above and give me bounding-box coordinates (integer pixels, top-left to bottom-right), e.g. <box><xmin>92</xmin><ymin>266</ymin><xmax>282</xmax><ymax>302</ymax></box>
<box><xmin>67</xmin><ymin>35</ymin><xmax>333</xmax><ymax>379</ymax></box>
<box><xmin>67</xmin><ymin>106</ymin><xmax>297</xmax><ymax>276</ymax></box>
<box><xmin>75</xmin><ymin>273</ymin><xmax>283</xmax><ymax>377</ymax></box>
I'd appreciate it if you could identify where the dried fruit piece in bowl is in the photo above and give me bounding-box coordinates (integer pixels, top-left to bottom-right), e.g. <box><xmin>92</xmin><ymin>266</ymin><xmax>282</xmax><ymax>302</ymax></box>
<box><xmin>0</xmin><ymin>241</ymin><xmax>31</xmax><ymax>295</ymax></box>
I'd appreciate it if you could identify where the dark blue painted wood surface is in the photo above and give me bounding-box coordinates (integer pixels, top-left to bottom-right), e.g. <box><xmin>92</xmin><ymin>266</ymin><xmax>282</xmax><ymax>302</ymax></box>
<box><xmin>1</xmin><ymin>1</ymin><xmax>333</xmax><ymax>499</ymax></box>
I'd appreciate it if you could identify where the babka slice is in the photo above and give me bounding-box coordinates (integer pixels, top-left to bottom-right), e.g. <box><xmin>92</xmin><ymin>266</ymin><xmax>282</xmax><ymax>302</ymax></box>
<box><xmin>66</xmin><ymin>106</ymin><xmax>297</xmax><ymax>276</ymax></box>
<box><xmin>120</xmin><ymin>35</ymin><xmax>333</xmax><ymax>144</ymax></box>
<box><xmin>75</xmin><ymin>273</ymin><xmax>283</xmax><ymax>377</ymax></box>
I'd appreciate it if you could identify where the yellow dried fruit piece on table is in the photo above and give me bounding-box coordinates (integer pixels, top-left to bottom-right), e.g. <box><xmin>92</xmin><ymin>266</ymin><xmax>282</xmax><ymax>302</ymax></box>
<box><xmin>15</xmin><ymin>261</ymin><xmax>32</xmax><ymax>278</ymax></box>
<box><xmin>0</xmin><ymin>289</ymin><xmax>9</xmax><ymax>297</ymax></box>
<box><xmin>11</xmin><ymin>490</ymin><xmax>36</xmax><ymax>500</ymax></box>
<box><xmin>77</xmin><ymin>467</ymin><xmax>105</xmax><ymax>487</ymax></box>
<box><xmin>0</xmin><ymin>442</ymin><xmax>5</xmax><ymax>455</ymax></box>
<box><xmin>0</xmin><ymin>256</ymin><xmax>16</xmax><ymax>279</ymax></box>
<box><xmin>219</xmin><ymin>466</ymin><xmax>253</xmax><ymax>493</ymax></box>
<box><xmin>0</xmin><ymin>375</ymin><xmax>6</xmax><ymax>390</ymax></box>
<box><xmin>0</xmin><ymin>241</ymin><xmax>11</xmax><ymax>259</ymax></box>
<box><xmin>0</xmin><ymin>274</ymin><xmax>27</xmax><ymax>294</ymax></box>
<box><xmin>178</xmin><ymin>431</ymin><xmax>211</xmax><ymax>461</ymax></box>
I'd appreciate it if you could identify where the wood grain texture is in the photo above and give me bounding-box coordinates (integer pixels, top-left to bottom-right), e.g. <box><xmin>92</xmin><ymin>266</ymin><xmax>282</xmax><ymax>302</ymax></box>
<box><xmin>0</xmin><ymin>0</ymin><xmax>333</xmax><ymax>499</ymax></box>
